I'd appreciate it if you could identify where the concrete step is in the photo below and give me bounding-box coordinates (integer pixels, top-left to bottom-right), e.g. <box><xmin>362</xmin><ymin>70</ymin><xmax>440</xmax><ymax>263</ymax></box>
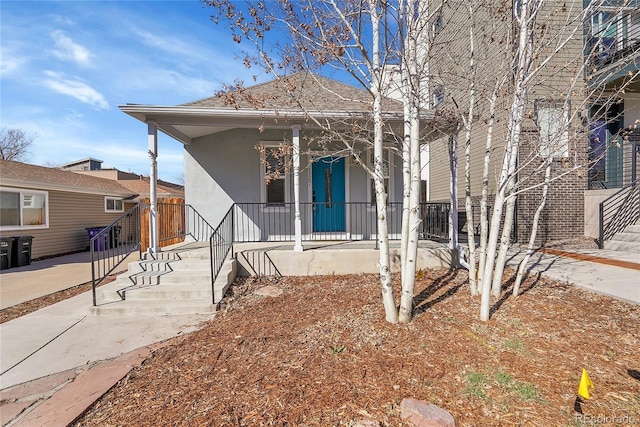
<box><xmin>99</xmin><ymin>282</ymin><xmax>213</xmax><ymax>301</ymax></box>
<box><xmin>147</xmin><ymin>246</ymin><xmax>211</xmax><ymax>261</ymax></box>
<box><xmin>91</xmin><ymin>299</ymin><xmax>217</xmax><ymax>316</ymax></box>
<box><xmin>127</xmin><ymin>259</ymin><xmax>210</xmax><ymax>274</ymax></box>
<box><xmin>126</xmin><ymin>271</ymin><xmax>211</xmax><ymax>286</ymax></box>
<box><xmin>610</xmin><ymin>231</ymin><xmax>640</xmax><ymax>242</ymax></box>
<box><xmin>603</xmin><ymin>239</ymin><xmax>640</xmax><ymax>253</ymax></box>
<box><xmin>93</xmin><ymin>258</ymin><xmax>236</xmax><ymax>316</ymax></box>
<box><xmin>623</xmin><ymin>224</ymin><xmax>640</xmax><ymax>234</ymax></box>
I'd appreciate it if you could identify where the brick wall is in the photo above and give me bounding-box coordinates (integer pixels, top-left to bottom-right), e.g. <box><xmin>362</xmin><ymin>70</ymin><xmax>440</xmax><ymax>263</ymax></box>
<box><xmin>516</xmin><ymin>131</ymin><xmax>586</xmax><ymax>243</ymax></box>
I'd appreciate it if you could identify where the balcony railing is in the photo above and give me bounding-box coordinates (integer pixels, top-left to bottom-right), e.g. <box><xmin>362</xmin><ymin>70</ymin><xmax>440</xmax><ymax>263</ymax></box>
<box><xmin>586</xmin><ymin>8</ymin><xmax>640</xmax><ymax>72</ymax></box>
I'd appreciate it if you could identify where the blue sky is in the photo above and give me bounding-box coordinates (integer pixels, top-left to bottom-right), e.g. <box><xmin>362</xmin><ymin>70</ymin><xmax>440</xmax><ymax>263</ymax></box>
<box><xmin>1</xmin><ymin>0</ymin><xmax>260</xmax><ymax>182</ymax></box>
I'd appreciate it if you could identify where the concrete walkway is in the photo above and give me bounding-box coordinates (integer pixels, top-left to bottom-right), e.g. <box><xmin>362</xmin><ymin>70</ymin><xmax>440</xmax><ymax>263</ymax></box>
<box><xmin>506</xmin><ymin>247</ymin><xmax>640</xmax><ymax>304</ymax></box>
<box><xmin>0</xmin><ymin>251</ymin><xmax>140</xmax><ymax>310</ymax></box>
<box><xmin>0</xmin><ymin>244</ymin><xmax>638</xmax><ymax>426</ymax></box>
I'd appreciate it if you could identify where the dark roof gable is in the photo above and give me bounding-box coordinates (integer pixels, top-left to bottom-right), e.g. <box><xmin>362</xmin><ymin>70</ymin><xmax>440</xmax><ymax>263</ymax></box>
<box><xmin>182</xmin><ymin>72</ymin><xmax>402</xmax><ymax>113</ymax></box>
<box><xmin>0</xmin><ymin>159</ymin><xmax>136</xmax><ymax>197</ymax></box>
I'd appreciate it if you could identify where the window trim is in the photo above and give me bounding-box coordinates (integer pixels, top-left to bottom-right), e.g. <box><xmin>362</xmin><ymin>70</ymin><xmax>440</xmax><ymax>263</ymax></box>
<box><xmin>104</xmin><ymin>197</ymin><xmax>124</xmax><ymax>213</ymax></box>
<box><xmin>0</xmin><ymin>187</ymin><xmax>49</xmax><ymax>231</ymax></box>
<box><xmin>535</xmin><ymin>99</ymin><xmax>570</xmax><ymax>159</ymax></box>
<box><xmin>259</xmin><ymin>143</ymin><xmax>291</xmax><ymax>208</ymax></box>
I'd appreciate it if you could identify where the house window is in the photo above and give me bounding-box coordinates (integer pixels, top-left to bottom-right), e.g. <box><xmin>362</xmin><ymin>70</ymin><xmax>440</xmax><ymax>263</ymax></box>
<box><xmin>0</xmin><ymin>188</ymin><xmax>48</xmax><ymax>230</ymax></box>
<box><xmin>105</xmin><ymin>197</ymin><xmax>124</xmax><ymax>213</ymax></box>
<box><xmin>369</xmin><ymin>149</ymin><xmax>391</xmax><ymax>205</ymax></box>
<box><xmin>262</xmin><ymin>146</ymin><xmax>289</xmax><ymax>206</ymax></box>
<box><xmin>536</xmin><ymin>100</ymin><xmax>569</xmax><ymax>158</ymax></box>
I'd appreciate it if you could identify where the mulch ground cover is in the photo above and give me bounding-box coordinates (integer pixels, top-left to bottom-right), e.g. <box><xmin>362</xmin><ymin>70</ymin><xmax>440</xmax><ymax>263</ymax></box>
<box><xmin>72</xmin><ymin>269</ymin><xmax>640</xmax><ymax>426</ymax></box>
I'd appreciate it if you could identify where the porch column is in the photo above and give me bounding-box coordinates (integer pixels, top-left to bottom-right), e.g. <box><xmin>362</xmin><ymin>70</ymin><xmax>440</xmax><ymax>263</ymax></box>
<box><xmin>292</xmin><ymin>125</ymin><xmax>304</xmax><ymax>251</ymax></box>
<box><xmin>147</xmin><ymin>121</ymin><xmax>160</xmax><ymax>254</ymax></box>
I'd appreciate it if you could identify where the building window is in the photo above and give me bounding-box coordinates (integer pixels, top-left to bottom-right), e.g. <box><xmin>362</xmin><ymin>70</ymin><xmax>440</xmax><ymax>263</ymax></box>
<box><xmin>262</xmin><ymin>146</ymin><xmax>289</xmax><ymax>206</ymax></box>
<box><xmin>369</xmin><ymin>148</ymin><xmax>391</xmax><ymax>205</ymax></box>
<box><xmin>536</xmin><ymin>100</ymin><xmax>569</xmax><ymax>158</ymax></box>
<box><xmin>0</xmin><ymin>188</ymin><xmax>48</xmax><ymax>230</ymax></box>
<box><xmin>105</xmin><ymin>197</ymin><xmax>124</xmax><ymax>213</ymax></box>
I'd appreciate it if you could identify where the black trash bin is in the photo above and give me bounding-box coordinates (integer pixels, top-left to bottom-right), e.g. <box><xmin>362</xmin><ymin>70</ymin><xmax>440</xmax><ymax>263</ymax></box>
<box><xmin>11</xmin><ymin>236</ymin><xmax>34</xmax><ymax>267</ymax></box>
<box><xmin>86</xmin><ymin>227</ymin><xmax>109</xmax><ymax>251</ymax></box>
<box><xmin>0</xmin><ymin>237</ymin><xmax>13</xmax><ymax>270</ymax></box>
<box><xmin>109</xmin><ymin>225</ymin><xmax>121</xmax><ymax>248</ymax></box>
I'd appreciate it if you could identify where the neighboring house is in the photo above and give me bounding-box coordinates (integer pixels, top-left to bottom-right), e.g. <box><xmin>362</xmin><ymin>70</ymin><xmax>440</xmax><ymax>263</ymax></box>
<box><xmin>0</xmin><ymin>159</ymin><xmax>136</xmax><ymax>259</ymax></box>
<box><xmin>120</xmin><ymin>73</ymin><xmax>428</xmax><ymax>248</ymax></box>
<box><xmin>425</xmin><ymin>0</ymin><xmax>639</xmax><ymax>243</ymax></box>
<box><xmin>59</xmin><ymin>157</ymin><xmax>104</xmax><ymax>172</ymax></box>
<box><xmin>62</xmin><ymin>159</ymin><xmax>184</xmax><ymax>202</ymax></box>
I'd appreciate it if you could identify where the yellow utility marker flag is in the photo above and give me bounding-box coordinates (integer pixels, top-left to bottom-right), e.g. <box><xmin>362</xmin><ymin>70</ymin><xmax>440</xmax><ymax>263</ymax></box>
<box><xmin>578</xmin><ymin>368</ymin><xmax>594</xmax><ymax>399</ymax></box>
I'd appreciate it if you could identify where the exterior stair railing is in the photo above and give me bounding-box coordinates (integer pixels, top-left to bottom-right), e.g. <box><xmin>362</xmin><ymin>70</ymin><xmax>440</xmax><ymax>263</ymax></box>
<box><xmin>598</xmin><ymin>180</ymin><xmax>640</xmax><ymax>248</ymax></box>
<box><xmin>210</xmin><ymin>206</ymin><xmax>234</xmax><ymax>304</ymax></box>
<box><xmin>90</xmin><ymin>203</ymin><xmax>144</xmax><ymax>306</ymax></box>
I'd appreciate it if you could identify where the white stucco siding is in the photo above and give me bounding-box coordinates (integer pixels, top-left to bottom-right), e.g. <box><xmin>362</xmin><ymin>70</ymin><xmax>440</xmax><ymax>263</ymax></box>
<box><xmin>184</xmin><ymin>128</ymin><xmax>406</xmax><ymax>236</ymax></box>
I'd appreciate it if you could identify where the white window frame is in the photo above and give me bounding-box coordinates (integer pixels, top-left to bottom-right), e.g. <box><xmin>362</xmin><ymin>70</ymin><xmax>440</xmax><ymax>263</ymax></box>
<box><xmin>259</xmin><ymin>143</ymin><xmax>290</xmax><ymax>209</ymax></box>
<box><xmin>536</xmin><ymin>100</ymin><xmax>570</xmax><ymax>159</ymax></box>
<box><xmin>104</xmin><ymin>197</ymin><xmax>124</xmax><ymax>213</ymax></box>
<box><xmin>0</xmin><ymin>187</ymin><xmax>49</xmax><ymax>231</ymax></box>
<box><xmin>367</xmin><ymin>148</ymin><xmax>393</xmax><ymax>208</ymax></box>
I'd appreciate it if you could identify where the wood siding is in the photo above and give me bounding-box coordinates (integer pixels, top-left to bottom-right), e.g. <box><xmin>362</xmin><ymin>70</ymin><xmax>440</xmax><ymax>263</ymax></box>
<box><xmin>426</xmin><ymin>0</ymin><xmax>588</xmax><ymax>241</ymax></box>
<box><xmin>9</xmin><ymin>189</ymin><xmax>129</xmax><ymax>259</ymax></box>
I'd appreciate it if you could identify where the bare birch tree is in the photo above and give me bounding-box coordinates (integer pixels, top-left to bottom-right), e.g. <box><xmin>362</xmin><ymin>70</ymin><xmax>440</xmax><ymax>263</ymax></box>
<box><xmin>428</xmin><ymin>0</ymin><xmax>638</xmax><ymax>320</ymax></box>
<box><xmin>205</xmin><ymin>0</ymin><xmax>438</xmax><ymax>323</ymax></box>
<box><xmin>0</xmin><ymin>128</ymin><xmax>36</xmax><ymax>161</ymax></box>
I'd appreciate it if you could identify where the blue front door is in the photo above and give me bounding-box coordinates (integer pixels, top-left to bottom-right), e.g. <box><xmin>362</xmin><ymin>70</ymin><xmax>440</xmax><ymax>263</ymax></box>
<box><xmin>312</xmin><ymin>156</ymin><xmax>345</xmax><ymax>232</ymax></box>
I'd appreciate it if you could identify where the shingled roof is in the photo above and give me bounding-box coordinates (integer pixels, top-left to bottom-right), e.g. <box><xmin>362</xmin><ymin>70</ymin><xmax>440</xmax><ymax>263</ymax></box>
<box><xmin>116</xmin><ymin>178</ymin><xmax>184</xmax><ymax>200</ymax></box>
<box><xmin>0</xmin><ymin>159</ymin><xmax>136</xmax><ymax>197</ymax></box>
<box><xmin>182</xmin><ymin>72</ymin><xmax>403</xmax><ymax>113</ymax></box>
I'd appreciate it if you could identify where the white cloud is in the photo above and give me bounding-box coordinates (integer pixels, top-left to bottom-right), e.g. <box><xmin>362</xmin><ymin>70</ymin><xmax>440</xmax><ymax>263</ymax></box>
<box><xmin>42</xmin><ymin>70</ymin><xmax>109</xmax><ymax>109</ymax></box>
<box><xmin>50</xmin><ymin>30</ymin><xmax>93</xmax><ymax>67</ymax></box>
<box><xmin>134</xmin><ymin>29</ymin><xmax>199</xmax><ymax>60</ymax></box>
<box><xmin>0</xmin><ymin>45</ymin><xmax>29</xmax><ymax>77</ymax></box>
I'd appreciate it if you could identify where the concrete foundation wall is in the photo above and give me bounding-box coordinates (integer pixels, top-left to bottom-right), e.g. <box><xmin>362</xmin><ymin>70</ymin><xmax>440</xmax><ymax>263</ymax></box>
<box><xmin>584</xmin><ymin>189</ymin><xmax>618</xmax><ymax>238</ymax></box>
<box><xmin>237</xmin><ymin>247</ymin><xmax>453</xmax><ymax>276</ymax></box>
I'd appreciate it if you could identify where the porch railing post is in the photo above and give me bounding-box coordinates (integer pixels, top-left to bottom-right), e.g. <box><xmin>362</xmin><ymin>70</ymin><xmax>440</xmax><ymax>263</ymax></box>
<box><xmin>292</xmin><ymin>125</ymin><xmax>304</xmax><ymax>251</ymax></box>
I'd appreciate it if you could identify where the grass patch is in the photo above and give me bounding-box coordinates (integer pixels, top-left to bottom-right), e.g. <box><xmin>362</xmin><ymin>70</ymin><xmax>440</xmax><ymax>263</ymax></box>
<box><xmin>512</xmin><ymin>381</ymin><xmax>542</xmax><ymax>401</ymax></box>
<box><xmin>502</xmin><ymin>337</ymin><xmax>526</xmax><ymax>352</ymax></box>
<box><xmin>465</xmin><ymin>371</ymin><xmax>490</xmax><ymax>399</ymax></box>
<box><xmin>464</xmin><ymin>369</ymin><xmax>542</xmax><ymax>403</ymax></box>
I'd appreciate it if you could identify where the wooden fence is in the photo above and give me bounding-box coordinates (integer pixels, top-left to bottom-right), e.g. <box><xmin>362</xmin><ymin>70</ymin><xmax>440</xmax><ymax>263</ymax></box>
<box><xmin>140</xmin><ymin>198</ymin><xmax>185</xmax><ymax>252</ymax></box>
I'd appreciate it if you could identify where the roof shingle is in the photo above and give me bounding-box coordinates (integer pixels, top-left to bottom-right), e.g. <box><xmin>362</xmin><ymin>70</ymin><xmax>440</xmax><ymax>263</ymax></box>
<box><xmin>0</xmin><ymin>159</ymin><xmax>136</xmax><ymax>197</ymax></box>
<box><xmin>182</xmin><ymin>72</ymin><xmax>402</xmax><ymax>113</ymax></box>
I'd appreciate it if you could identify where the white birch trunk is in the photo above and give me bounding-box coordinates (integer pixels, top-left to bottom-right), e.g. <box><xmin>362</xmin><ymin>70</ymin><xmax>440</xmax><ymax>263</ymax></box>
<box><xmin>491</xmin><ymin>190</ymin><xmax>516</xmax><ymax>297</ymax></box>
<box><xmin>513</xmin><ymin>158</ymin><xmax>552</xmax><ymax>296</ymax></box>
<box><xmin>480</xmin><ymin>0</ymin><xmax>535</xmax><ymax>321</ymax></box>
<box><xmin>370</xmin><ymin>1</ymin><xmax>397</xmax><ymax>323</ymax></box>
<box><xmin>401</xmin><ymin>75</ymin><xmax>411</xmax><ymax>281</ymax></box>
<box><xmin>399</xmin><ymin>100</ymin><xmax>421</xmax><ymax>323</ymax></box>
<box><xmin>399</xmin><ymin>0</ymin><xmax>422</xmax><ymax>323</ymax></box>
<box><xmin>463</xmin><ymin>11</ymin><xmax>478</xmax><ymax>296</ymax></box>
<box><xmin>449</xmin><ymin>133</ymin><xmax>460</xmax><ymax>255</ymax></box>
<box><xmin>477</xmin><ymin>89</ymin><xmax>498</xmax><ymax>294</ymax></box>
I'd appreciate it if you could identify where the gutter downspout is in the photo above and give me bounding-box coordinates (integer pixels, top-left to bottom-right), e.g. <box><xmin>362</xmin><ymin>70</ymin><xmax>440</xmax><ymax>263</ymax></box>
<box><xmin>148</xmin><ymin>121</ymin><xmax>160</xmax><ymax>254</ymax></box>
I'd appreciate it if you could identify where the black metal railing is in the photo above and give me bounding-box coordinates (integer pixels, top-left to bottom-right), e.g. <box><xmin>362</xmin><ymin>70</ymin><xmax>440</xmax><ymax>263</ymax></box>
<box><xmin>232</xmin><ymin>202</ymin><xmax>452</xmax><ymax>243</ymax></box>
<box><xmin>90</xmin><ymin>201</ymin><xmax>459</xmax><ymax>306</ymax></box>
<box><xmin>90</xmin><ymin>203</ymin><xmax>143</xmax><ymax>306</ymax></box>
<box><xmin>184</xmin><ymin>204</ymin><xmax>216</xmax><ymax>242</ymax></box>
<box><xmin>598</xmin><ymin>179</ymin><xmax>640</xmax><ymax>248</ymax></box>
<box><xmin>210</xmin><ymin>206</ymin><xmax>234</xmax><ymax>304</ymax></box>
<box><xmin>586</xmin><ymin>7</ymin><xmax>640</xmax><ymax>72</ymax></box>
